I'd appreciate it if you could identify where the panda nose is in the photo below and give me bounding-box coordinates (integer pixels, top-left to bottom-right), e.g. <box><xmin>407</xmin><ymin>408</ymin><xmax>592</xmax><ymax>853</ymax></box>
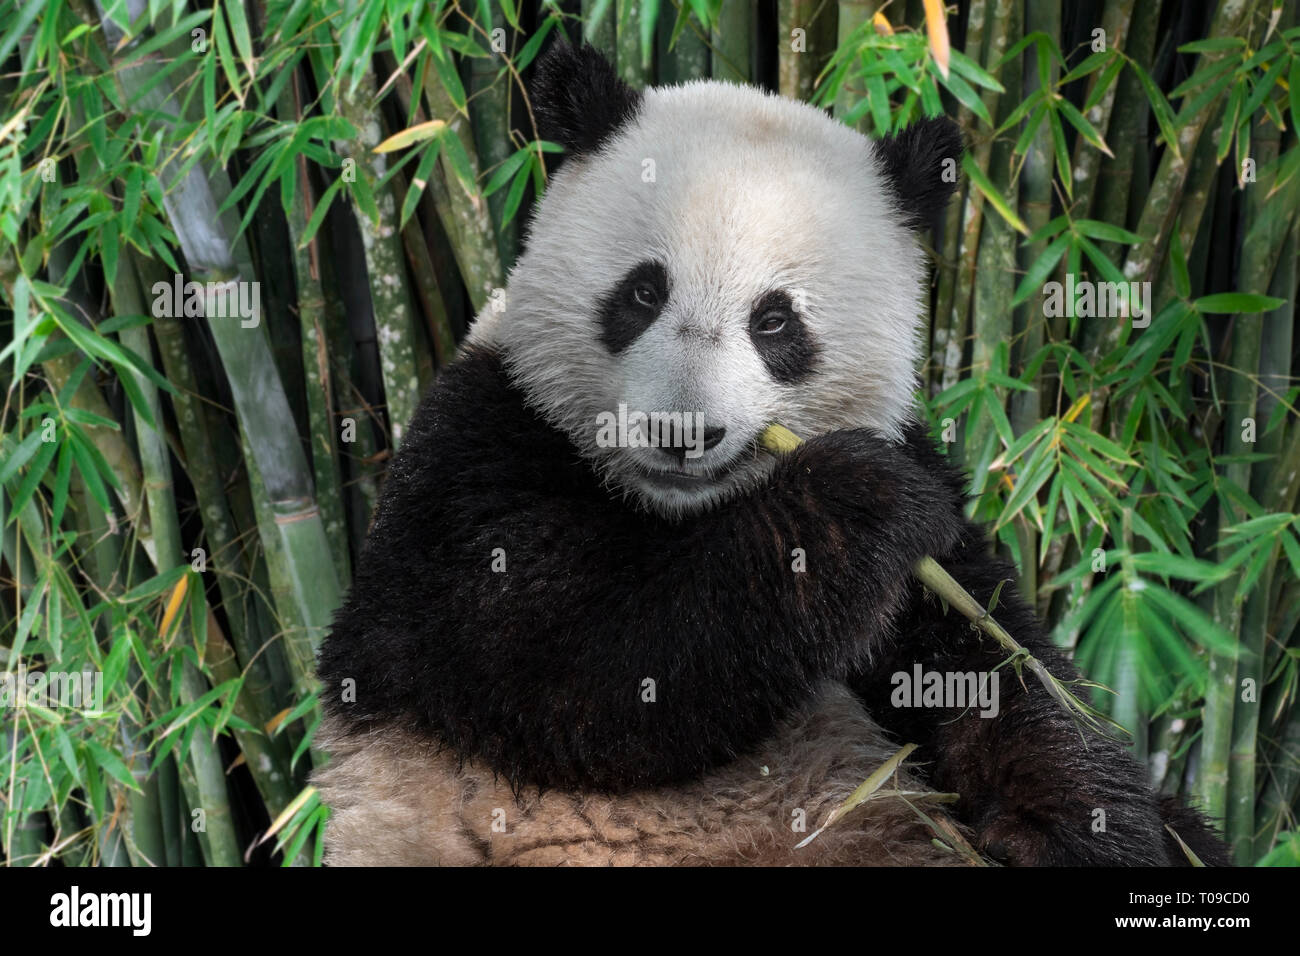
<box><xmin>660</xmin><ymin>426</ymin><xmax>726</xmax><ymax>462</ymax></box>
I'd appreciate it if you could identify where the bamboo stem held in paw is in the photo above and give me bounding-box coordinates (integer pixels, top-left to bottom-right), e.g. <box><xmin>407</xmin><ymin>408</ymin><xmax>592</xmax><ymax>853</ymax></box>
<box><xmin>756</xmin><ymin>424</ymin><xmax>1124</xmax><ymax>740</ymax></box>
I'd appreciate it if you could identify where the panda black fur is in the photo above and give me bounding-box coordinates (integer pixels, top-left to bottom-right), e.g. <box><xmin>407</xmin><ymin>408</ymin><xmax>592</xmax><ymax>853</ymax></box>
<box><xmin>313</xmin><ymin>42</ymin><xmax>1228</xmax><ymax>867</ymax></box>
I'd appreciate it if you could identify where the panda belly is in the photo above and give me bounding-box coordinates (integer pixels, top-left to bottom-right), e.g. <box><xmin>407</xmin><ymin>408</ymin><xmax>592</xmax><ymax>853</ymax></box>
<box><xmin>314</xmin><ymin>682</ymin><xmax>969</xmax><ymax>866</ymax></box>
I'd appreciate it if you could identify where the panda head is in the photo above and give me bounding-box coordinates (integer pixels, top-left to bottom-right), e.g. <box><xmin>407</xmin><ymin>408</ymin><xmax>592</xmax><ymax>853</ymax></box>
<box><xmin>470</xmin><ymin>42</ymin><xmax>962</xmax><ymax>519</ymax></box>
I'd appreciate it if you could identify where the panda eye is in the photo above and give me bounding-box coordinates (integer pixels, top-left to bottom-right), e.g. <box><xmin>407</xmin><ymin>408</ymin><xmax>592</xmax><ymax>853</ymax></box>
<box><xmin>754</xmin><ymin>311</ymin><xmax>788</xmax><ymax>335</ymax></box>
<box><xmin>632</xmin><ymin>283</ymin><xmax>659</xmax><ymax>309</ymax></box>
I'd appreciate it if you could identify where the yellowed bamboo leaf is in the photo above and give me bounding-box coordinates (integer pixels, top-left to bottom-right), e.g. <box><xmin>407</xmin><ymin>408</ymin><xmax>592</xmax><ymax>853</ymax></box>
<box><xmin>265</xmin><ymin>707</ymin><xmax>293</xmax><ymax>735</ymax></box>
<box><xmin>159</xmin><ymin>575</ymin><xmax>188</xmax><ymax>642</ymax></box>
<box><xmin>256</xmin><ymin>785</ymin><xmax>318</xmax><ymax>848</ymax></box>
<box><xmin>373</xmin><ymin>119</ymin><xmax>447</xmax><ymax>154</ymax></box>
<box><xmin>924</xmin><ymin>0</ymin><xmax>951</xmax><ymax>80</ymax></box>
<box><xmin>796</xmin><ymin>743</ymin><xmax>918</xmax><ymax>848</ymax></box>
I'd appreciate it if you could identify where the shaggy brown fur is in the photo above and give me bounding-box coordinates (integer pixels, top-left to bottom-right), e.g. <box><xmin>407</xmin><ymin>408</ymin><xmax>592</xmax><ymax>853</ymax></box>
<box><xmin>314</xmin><ymin>683</ymin><xmax>970</xmax><ymax>866</ymax></box>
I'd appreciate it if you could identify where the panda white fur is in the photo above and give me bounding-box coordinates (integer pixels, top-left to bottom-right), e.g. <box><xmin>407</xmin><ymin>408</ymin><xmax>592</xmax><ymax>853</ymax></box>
<box><xmin>312</xmin><ymin>43</ymin><xmax>1227</xmax><ymax>867</ymax></box>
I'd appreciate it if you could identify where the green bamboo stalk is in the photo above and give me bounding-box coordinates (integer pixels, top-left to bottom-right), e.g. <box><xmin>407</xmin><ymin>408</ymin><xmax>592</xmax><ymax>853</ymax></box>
<box><xmin>468</xmin><ymin>2</ymin><xmax>519</xmax><ymax>270</ymax></box>
<box><xmin>226</xmin><ymin>456</ymin><xmax>321</xmax><ymax>751</ymax></box>
<box><xmin>583</xmin><ymin>0</ymin><xmax>617</xmax><ymax>59</ymax></box>
<box><xmin>963</xmin><ymin>0</ymin><xmax>1020</xmax><ymax>483</ymax></box>
<box><xmin>932</xmin><ymin>0</ymin><xmax>988</xmax><ymax>395</ymax></box>
<box><xmin>148</xmin><ymin>302</ymin><xmax>289</xmax><ymax>703</ymax></box>
<box><xmin>1109</xmin><ymin>0</ymin><xmax>1261</xmax><ymax>356</ymax></box>
<box><xmin>9</xmin><ymin>414</ymin><xmax>159</xmax><ymax>869</ymax></box>
<box><xmin>278</xmin><ymin>76</ymin><xmax>352</xmax><ymax>582</ymax></box>
<box><xmin>778</xmin><ymin>0</ymin><xmax>836</xmax><ymax>102</ymax></box>
<box><xmin>712</xmin><ymin>0</ymin><xmax>753</xmax><ymax>84</ymax></box>
<box><xmin>1012</xmin><ymin>0</ymin><xmax>1059</xmax><ymax>459</ymax></box>
<box><xmin>658</xmin><ymin>1</ymin><xmax>711</xmax><ymax>85</ymax></box>
<box><xmin>1150</xmin><ymin>105</ymin><xmax>1226</xmax><ymax>305</ymax></box>
<box><xmin>1069</xmin><ymin>0</ymin><xmax>1134</xmax><ymax>223</ymax></box>
<box><xmin>1256</xmin><ymin>594</ymin><xmax>1300</xmax><ymax>851</ymax></box>
<box><xmin>154</xmin><ymin>752</ymin><xmax>181</xmax><ymax>866</ymax></box>
<box><xmin>44</xmin><ymin>221</ymin><xmax>175</xmax><ymax>864</ymax></box>
<box><xmin>617</xmin><ymin>0</ymin><xmax>652</xmax><ymax>86</ymax></box>
<box><xmin>1092</xmin><ymin>0</ymin><xmax>1159</xmax><ymax>268</ymax></box>
<box><xmin>1203</xmin><ymin>266</ymin><xmax>1266</xmax><ymax>836</ymax></box>
<box><xmin>833</xmin><ymin>1</ymin><xmax>877</xmax><ymax>124</ymax></box>
<box><xmin>1225</xmin><ymin>113</ymin><xmax>1289</xmax><ymax>862</ymax></box>
<box><xmin>34</xmin><ymin>349</ymin><xmax>152</xmax><ymax>565</ymax></box>
<box><xmin>2</xmin><ymin>726</ymin><xmax>45</xmax><ymax>866</ymax></box>
<box><xmin>401</xmin><ymin>212</ymin><xmax>458</xmax><ymax>366</ymax></box>
<box><xmin>75</xmin><ymin>117</ymin><xmax>293</xmax><ymax>798</ymax></box>
<box><xmin>331</xmin><ymin>75</ymin><xmax>423</xmax><ymax>446</ymax></box>
<box><xmin>419</xmin><ymin>62</ymin><xmax>506</xmax><ymax>313</ymax></box>
<box><xmin>1253</xmin><ymin>218</ymin><xmax>1297</xmax><ymax>504</ymax></box>
<box><xmin>951</xmin><ymin>0</ymin><xmax>1014</xmax><ymax>411</ymax></box>
<box><xmin>120</xmin><ymin>720</ymin><xmax>166</xmax><ymax>866</ymax></box>
<box><xmin>65</xmin><ymin>465</ymin><xmax>169</xmax><ymax>867</ymax></box>
<box><xmin>118</xmin><ymin>255</ymin><xmax>297</xmax><ymax>817</ymax></box>
<box><xmin>116</xmin><ymin>320</ymin><xmax>242</xmax><ymax>866</ymax></box>
<box><xmin>94</xmin><ymin>5</ymin><xmax>342</xmax><ymax>700</ymax></box>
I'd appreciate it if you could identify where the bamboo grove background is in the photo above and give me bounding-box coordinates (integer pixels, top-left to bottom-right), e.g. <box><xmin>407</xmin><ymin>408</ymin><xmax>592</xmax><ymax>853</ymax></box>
<box><xmin>0</xmin><ymin>0</ymin><xmax>1297</xmax><ymax>867</ymax></box>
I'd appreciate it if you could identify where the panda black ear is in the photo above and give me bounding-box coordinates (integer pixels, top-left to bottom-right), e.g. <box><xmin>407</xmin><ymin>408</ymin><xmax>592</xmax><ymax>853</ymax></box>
<box><xmin>873</xmin><ymin>116</ymin><xmax>965</xmax><ymax>232</ymax></box>
<box><xmin>531</xmin><ymin>41</ymin><xmax>642</xmax><ymax>156</ymax></box>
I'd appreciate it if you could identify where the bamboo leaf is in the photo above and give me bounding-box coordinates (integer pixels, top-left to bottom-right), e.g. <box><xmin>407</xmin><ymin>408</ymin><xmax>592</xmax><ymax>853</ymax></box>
<box><xmin>961</xmin><ymin>154</ymin><xmax>1028</xmax><ymax>234</ymax></box>
<box><xmin>374</xmin><ymin>119</ymin><xmax>448</xmax><ymax>154</ymax></box>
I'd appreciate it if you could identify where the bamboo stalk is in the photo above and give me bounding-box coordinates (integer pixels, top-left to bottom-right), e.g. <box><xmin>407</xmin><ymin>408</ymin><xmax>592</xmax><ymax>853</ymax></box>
<box><xmin>1224</xmin><ymin>111</ymin><xmax>1288</xmax><ymax>862</ymax></box>
<box><xmin>758</xmin><ymin>424</ymin><xmax>1120</xmax><ymax>737</ymax></box>
<box><xmin>115</xmin><ymin>322</ymin><xmax>243</xmax><ymax>866</ymax></box>
<box><xmin>617</xmin><ymin>0</ymin><xmax>652</xmax><ymax>86</ymax></box>
<box><xmin>278</xmin><ymin>78</ymin><xmax>352</xmax><ymax>582</ymax></box>
<box><xmin>419</xmin><ymin>59</ymin><xmax>506</xmax><ymax>313</ymax></box>
<box><xmin>94</xmin><ymin>2</ymin><xmax>343</xmax><ymax>703</ymax></box>
<box><xmin>658</xmin><ymin>0</ymin><xmax>711</xmax><ymax>85</ymax></box>
<box><xmin>1010</xmin><ymin>2</ymin><xmax>1058</xmax><ymax>608</ymax></box>
<box><xmin>1070</xmin><ymin>0</ymin><xmax>1134</xmax><ymax>223</ymax></box>
<box><xmin>401</xmin><ymin>210</ymin><xmax>458</xmax><ymax>366</ymax></box>
<box><xmin>932</xmin><ymin>0</ymin><xmax>988</xmax><ymax>395</ymax></box>
<box><xmin>116</xmin><ymin>254</ymin><xmax>297</xmax><ymax>818</ymax></box>
<box><xmin>331</xmin><ymin>74</ymin><xmax>423</xmax><ymax>446</ymax></box>
<box><xmin>468</xmin><ymin>2</ymin><xmax>519</xmax><ymax>270</ymax></box>
<box><xmin>148</xmin><ymin>303</ymin><xmax>289</xmax><ymax>702</ymax></box>
<box><xmin>712</xmin><ymin>0</ymin><xmax>753</xmax><ymax>84</ymax></box>
<box><xmin>35</xmin><ymin>348</ymin><xmax>152</xmax><ymax>565</ymax></box>
<box><xmin>778</xmin><ymin>0</ymin><xmax>835</xmax><ymax>102</ymax></box>
<box><xmin>1109</xmin><ymin>0</ymin><xmax>1262</xmax><ymax>355</ymax></box>
<box><xmin>964</xmin><ymin>0</ymin><xmax>1020</xmax><ymax>482</ymax></box>
<box><xmin>583</xmin><ymin>0</ymin><xmax>617</xmax><ymax>59</ymax></box>
<box><xmin>833</xmin><ymin>1</ymin><xmax>878</xmax><ymax>124</ymax></box>
<box><xmin>950</xmin><ymin>0</ymin><xmax>1013</xmax><ymax>410</ymax></box>
<box><xmin>1092</xmin><ymin>0</ymin><xmax>1159</xmax><ymax>268</ymax></box>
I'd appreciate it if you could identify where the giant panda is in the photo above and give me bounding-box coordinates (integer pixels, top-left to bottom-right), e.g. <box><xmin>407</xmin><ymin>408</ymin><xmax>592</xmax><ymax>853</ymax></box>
<box><xmin>312</xmin><ymin>42</ymin><xmax>1228</xmax><ymax>867</ymax></box>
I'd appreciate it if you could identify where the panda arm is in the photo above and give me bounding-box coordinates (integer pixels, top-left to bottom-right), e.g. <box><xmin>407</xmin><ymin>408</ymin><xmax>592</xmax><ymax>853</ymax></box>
<box><xmin>846</xmin><ymin>426</ymin><xmax>1228</xmax><ymax>865</ymax></box>
<box><xmin>317</xmin><ymin>349</ymin><xmax>964</xmax><ymax>794</ymax></box>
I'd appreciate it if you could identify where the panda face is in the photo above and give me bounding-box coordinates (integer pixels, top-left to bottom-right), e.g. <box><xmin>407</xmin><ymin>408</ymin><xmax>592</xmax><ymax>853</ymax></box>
<box><xmin>471</xmin><ymin>44</ymin><xmax>961</xmax><ymax>519</ymax></box>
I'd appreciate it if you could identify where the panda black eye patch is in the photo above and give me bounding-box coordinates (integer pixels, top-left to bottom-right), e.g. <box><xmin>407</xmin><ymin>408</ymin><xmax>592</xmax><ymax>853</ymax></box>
<box><xmin>597</xmin><ymin>260</ymin><xmax>670</xmax><ymax>353</ymax></box>
<box><xmin>749</xmin><ymin>289</ymin><xmax>818</xmax><ymax>384</ymax></box>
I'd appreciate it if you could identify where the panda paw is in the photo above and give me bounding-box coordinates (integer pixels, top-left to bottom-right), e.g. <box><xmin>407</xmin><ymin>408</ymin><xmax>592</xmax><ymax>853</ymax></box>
<box><xmin>975</xmin><ymin>812</ymin><xmax>1166</xmax><ymax>867</ymax></box>
<box><xmin>974</xmin><ymin>799</ymin><xmax>1231</xmax><ymax>867</ymax></box>
<box><xmin>779</xmin><ymin>428</ymin><xmax>966</xmax><ymax>564</ymax></box>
